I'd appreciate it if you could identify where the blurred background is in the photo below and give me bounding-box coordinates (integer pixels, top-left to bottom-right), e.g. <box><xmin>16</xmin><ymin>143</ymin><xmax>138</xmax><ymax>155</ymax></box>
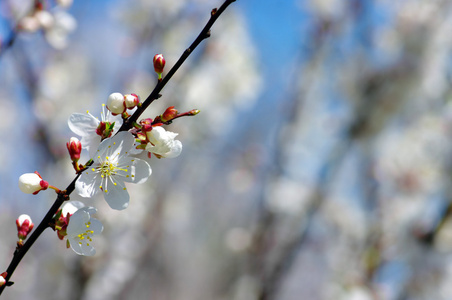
<box><xmin>1</xmin><ymin>0</ymin><xmax>452</xmax><ymax>299</ymax></box>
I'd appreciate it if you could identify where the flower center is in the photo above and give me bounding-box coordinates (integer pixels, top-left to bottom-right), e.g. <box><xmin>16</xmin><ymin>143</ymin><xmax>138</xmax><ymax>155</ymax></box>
<box><xmin>76</xmin><ymin>221</ymin><xmax>94</xmax><ymax>247</ymax></box>
<box><xmin>100</xmin><ymin>160</ymin><xmax>115</xmax><ymax>177</ymax></box>
<box><xmin>91</xmin><ymin>153</ymin><xmax>130</xmax><ymax>193</ymax></box>
<box><xmin>96</xmin><ymin>121</ymin><xmax>115</xmax><ymax>139</ymax></box>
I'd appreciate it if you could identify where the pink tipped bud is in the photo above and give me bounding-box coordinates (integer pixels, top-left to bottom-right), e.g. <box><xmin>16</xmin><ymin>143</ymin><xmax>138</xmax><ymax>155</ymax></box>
<box><xmin>66</xmin><ymin>137</ymin><xmax>82</xmax><ymax>162</ymax></box>
<box><xmin>161</xmin><ymin>106</ymin><xmax>178</xmax><ymax>122</ymax></box>
<box><xmin>106</xmin><ymin>92</ymin><xmax>126</xmax><ymax>115</ymax></box>
<box><xmin>124</xmin><ymin>93</ymin><xmax>140</xmax><ymax>109</ymax></box>
<box><xmin>18</xmin><ymin>172</ymin><xmax>48</xmax><ymax>195</ymax></box>
<box><xmin>16</xmin><ymin>214</ymin><xmax>34</xmax><ymax>240</ymax></box>
<box><xmin>153</xmin><ymin>54</ymin><xmax>165</xmax><ymax>78</ymax></box>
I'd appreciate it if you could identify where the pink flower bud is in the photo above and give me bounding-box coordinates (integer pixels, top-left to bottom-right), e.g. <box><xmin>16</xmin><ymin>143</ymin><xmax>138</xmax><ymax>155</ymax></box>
<box><xmin>161</xmin><ymin>106</ymin><xmax>178</xmax><ymax>122</ymax></box>
<box><xmin>153</xmin><ymin>54</ymin><xmax>165</xmax><ymax>78</ymax></box>
<box><xmin>124</xmin><ymin>93</ymin><xmax>140</xmax><ymax>108</ymax></box>
<box><xmin>18</xmin><ymin>172</ymin><xmax>49</xmax><ymax>195</ymax></box>
<box><xmin>140</xmin><ymin>118</ymin><xmax>154</xmax><ymax>133</ymax></box>
<box><xmin>66</xmin><ymin>137</ymin><xmax>82</xmax><ymax>162</ymax></box>
<box><xmin>16</xmin><ymin>214</ymin><xmax>34</xmax><ymax>240</ymax></box>
<box><xmin>106</xmin><ymin>92</ymin><xmax>126</xmax><ymax>115</ymax></box>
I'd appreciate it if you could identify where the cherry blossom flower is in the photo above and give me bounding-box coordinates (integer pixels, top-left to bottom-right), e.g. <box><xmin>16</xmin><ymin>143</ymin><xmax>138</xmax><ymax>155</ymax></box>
<box><xmin>145</xmin><ymin>126</ymin><xmax>182</xmax><ymax>158</ymax></box>
<box><xmin>68</xmin><ymin>104</ymin><xmax>123</xmax><ymax>158</ymax></box>
<box><xmin>66</xmin><ymin>205</ymin><xmax>103</xmax><ymax>256</ymax></box>
<box><xmin>76</xmin><ymin>132</ymin><xmax>152</xmax><ymax>210</ymax></box>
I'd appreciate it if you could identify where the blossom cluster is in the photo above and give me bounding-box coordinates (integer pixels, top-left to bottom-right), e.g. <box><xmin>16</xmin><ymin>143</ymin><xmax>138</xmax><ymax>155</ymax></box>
<box><xmin>15</xmin><ymin>54</ymin><xmax>196</xmax><ymax>256</ymax></box>
<box><xmin>18</xmin><ymin>0</ymin><xmax>77</xmax><ymax>49</ymax></box>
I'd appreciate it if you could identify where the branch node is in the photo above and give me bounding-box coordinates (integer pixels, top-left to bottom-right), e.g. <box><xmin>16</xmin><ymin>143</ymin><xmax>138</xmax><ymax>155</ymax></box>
<box><xmin>206</xmin><ymin>30</ymin><xmax>211</xmax><ymax>38</ymax></box>
<box><xmin>211</xmin><ymin>8</ymin><xmax>218</xmax><ymax>16</ymax></box>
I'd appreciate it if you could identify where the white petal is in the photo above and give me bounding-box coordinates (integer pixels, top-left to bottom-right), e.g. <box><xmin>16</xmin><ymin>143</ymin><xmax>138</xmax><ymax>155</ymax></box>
<box><xmin>85</xmin><ymin>134</ymin><xmax>101</xmax><ymax>158</ymax></box>
<box><xmin>80</xmin><ymin>243</ymin><xmax>96</xmax><ymax>256</ymax></box>
<box><xmin>66</xmin><ymin>209</ymin><xmax>89</xmax><ymax>236</ymax></box>
<box><xmin>103</xmin><ymin>181</ymin><xmax>130</xmax><ymax>210</ymax></box>
<box><xmin>165</xmin><ymin>140</ymin><xmax>182</xmax><ymax>158</ymax></box>
<box><xmin>114</xmin><ymin>132</ymin><xmax>135</xmax><ymax>156</ymax></box>
<box><xmin>62</xmin><ymin>201</ymin><xmax>85</xmax><ymax>216</ymax></box>
<box><xmin>68</xmin><ymin>113</ymin><xmax>99</xmax><ymax>137</ymax></box>
<box><xmin>96</xmin><ymin>131</ymin><xmax>134</xmax><ymax>160</ymax></box>
<box><xmin>118</xmin><ymin>157</ymin><xmax>152</xmax><ymax>184</ymax></box>
<box><xmin>75</xmin><ymin>171</ymin><xmax>101</xmax><ymax>198</ymax></box>
<box><xmin>69</xmin><ymin>238</ymin><xmax>84</xmax><ymax>255</ymax></box>
<box><xmin>89</xmin><ymin>218</ymin><xmax>103</xmax><ymax>234</ymax></box>
<box><xmin>81</xmin><ymin>206</ymin><xmax>97</xmax><ymax>216</ymax></box>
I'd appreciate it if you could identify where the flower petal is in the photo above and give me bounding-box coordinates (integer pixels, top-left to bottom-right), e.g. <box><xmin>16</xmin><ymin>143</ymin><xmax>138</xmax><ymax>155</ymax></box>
<box><xmin>95</xmin><ymin>131</ymin><xmax>134</xmax><ymax>162</ymax></box>
<box><xmin>117</xmin><ymin>157</ymin><xmax>152</xmax><ymax>184</ymax></box>
<box><xmin>86</xmin><ymin>134</ymin><xmax>101</xmax><ymax>158</ymax></box>
<box><xmin>68</xmin><ymin>113</ymin><xmax>99</xmax><ymax>137</ymax></box>
<box><xmin>62</xmin><ymin>201</ymin><xmax>85</xmax><ymax>216</ymax></box>
<box><xmin>69</xmin><ymin>238</ymin><xmax>84</xmax><ymax>255</ymax></box>
<box><xmin>80</xmin><ymin>243</ymin><xmax>96</xmax><ymax>256</ymax></box>
<box><xmin>89</xmin><ymin>218</ymin><xmax>103</xmax><ymax>234</ymax></box>
<box><xmin>165</xmin><ymin>140</ymin><xmax>182</xmax><ymax>158</ymax></box>
<box><xmin>75</xmin><ymin>171</ymin><xmax>101</xmax><ymax>198</ymax></box>
<box><xmin>103</xmin><ymin>180</ymin><xmax>130</xmax><ymax>210</ymax></box>
<box><xmin>66</xmin><ymin>209</ymin><xmax>89</xmax><ymax>236</ymax></box>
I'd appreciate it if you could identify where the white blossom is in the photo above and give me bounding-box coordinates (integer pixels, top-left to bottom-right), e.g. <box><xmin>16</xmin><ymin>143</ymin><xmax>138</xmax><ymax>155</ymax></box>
<box><xmin>66</xmin><ymin>206</ymin><xmax>103</xmax><ymax>256</ymax></box>
<box><xmin>145</xmin><ymin>126</ymin><xmax>182</xmax><ymax>158</ymax></box>
<box><xmin>76</xmin><ymin>132</ymin><xmax>152</xmax><ymax>210</ymax></box>
<box><xmin>68</xmin><ymin>104</ymin><xmax>123</xmax><ymax>158</ymax></box>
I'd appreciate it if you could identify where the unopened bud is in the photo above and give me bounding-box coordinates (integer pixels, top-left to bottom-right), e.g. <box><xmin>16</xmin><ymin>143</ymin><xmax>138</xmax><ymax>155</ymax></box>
<box><xmin>124</xmin><ymin>93</ymin><xmax>140</xmax><ymax>109</ymax></box>
<box><xmin>140</xmin><ymin>118</ymin><xmax>153</xmax><ymax>132</ymax></box>
<box><xmin>0</xmin><ymin>272</ymin><xmax>6</xmax><ymax>287</ymax></box>
<box><xmin>188</xmin><ymin>109</ymin><xmax>200</xmax><ymax>116</ymax></box>
<box><xmin>161</xmin><ymin>106</ymin><xmax>178</xmax><ymax>122</ymax></box>
<box><xmin>66</xmin><ymin>137</ymin><xmax>82</xmax><ymax>162</ymax></box>
<box><xmin>153</xmin><ymin>54</ymin><xmax>165</xmax><ymax>79</ymax></box>
<box><xmin>106</xmin><ymin>92</ymin><xmax>126</xmax><ymax>115</ymax></box>
<box><xmin>16</xmin><ymin>214</ymin><xmax>34</xmax><ymax>240</ymax></box>
<box><xmin>18</xmin><ymin>172</ymin><xmax>49</xmax><ymax>195</ymax></box>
